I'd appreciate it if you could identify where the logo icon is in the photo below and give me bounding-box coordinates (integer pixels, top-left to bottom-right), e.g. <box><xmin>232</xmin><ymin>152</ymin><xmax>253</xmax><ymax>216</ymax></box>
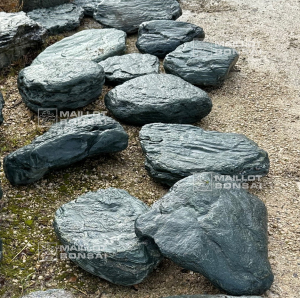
<box><xmin>38</xmin><ymin>108</ymin><xmax>57</xmax><ymax>127</ymax></box>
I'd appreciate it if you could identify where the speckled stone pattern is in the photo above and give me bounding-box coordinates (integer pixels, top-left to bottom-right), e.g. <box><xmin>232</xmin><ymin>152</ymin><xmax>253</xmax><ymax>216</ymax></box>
<box><xmin>93</xmin><ymin>0</ymin><xmax>182</xmax><ymax>33</ymax></box>
<box><xmin>105</xmin><ymin>74</ymin><xmax>212</xmax><ymax>125</ymax></box>
<box><xmin>136</xmin><ymin>20</ymin><xmax>205</xmax><ymax>58</ymax></box>
<box><xmin>0</xmin><ymin>91</ymin><xmax>4</xmax><ymax>125</ymax></box>
<box><xmin>164</xmin><ymin>41</ymin><xmax>239</xmax><ymax>86</ymax></box>
<box><xmin>24</xmin><ymin>289</ymin><xmax>74</xmax><ymax>298</ymax></box>
<box><xmin>18</xmin><ymin>59</ymin><xmax>105</xmax><ymax>112</ymax></box>
<box><xmin>27</xmin><ymin>3</ymin><xmax>84</xmax><ymax>35</ymax></box>
<box><xmin>3</xmin><ymin>115</ymin><xmax>129</xmax><ymax>185</ymax></box>
<box><xmin>20</xmin><ymin>0</ymin><xmax>70</xmax><ymax>12</ymax></box>
<box><xmin>139</xmin><ymin>123</ymin><xmax>270</xmax><ymax>186</ymax></box>
<box><xmin>53</xmin><ymin>188</ymin><xmax>162</xmax><ymax>286</ymax></box>
<box><xmin>0</xmin><ymin>12</ymin><xmax>46</xmax><ymax>69</ymax></box>
<box><xmin>99</xmin><ymin>53</ymin><xmax>160</xmax><ymax>84</ymax></box>
<box><xmin>135</xmin><ymin>173</ymin><xmax>274</xmax><ymax>295</ymax></box>
<box><xmin>73</xmin><ymin>0</ymin><xmax>101</xmax><ymax>16</ymax></box>
<box><xmin>32</xmin><ymin>29</ymin><xmax>126</xmax><ymax>65</ymax></box>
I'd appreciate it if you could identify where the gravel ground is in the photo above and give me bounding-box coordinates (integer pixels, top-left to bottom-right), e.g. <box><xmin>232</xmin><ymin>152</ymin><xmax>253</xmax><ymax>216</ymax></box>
<box><xmin>0</xmin><ymin>0</ymin><xmax>300</xmax><ymax>297</ymax></box>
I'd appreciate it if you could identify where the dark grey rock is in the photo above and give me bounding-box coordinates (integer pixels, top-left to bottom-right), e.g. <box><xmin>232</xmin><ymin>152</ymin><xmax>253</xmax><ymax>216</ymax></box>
<box><xmin>0</xmin><ymin>12</ymin><xmax>46</xmax><ymax>69</ymax></box>
<box><xmin>53</xmin><ymin>188</ymin><xmax>162</xmax><ymax>286</ymax></box>
<box><xmin>135</xmin><ymin>173</ymin><xmax>274</xmax><ymax>295</ymax></box>
<box><xmin>24</xmin><ymin>289</ymin><xmax>74</xmax><ymax>298</ymax></box>
<box><xmin>139</xmin><ymin>123</ymin><xmax>270</xmax><ymax>186</ymax></box>
<box><xmin>73</xmin><ymin>0</ymin><xmax>101</xmax><ymax>17</ymax></box>
<box><xmin>0</xmin><ymin>92</ymin><xmax>4</xmax><ymax>125</ymax></box>
<box><xmin>99</xmin><ymin>53</ymin><xmax>160</xmax><ymax>84</ymax></box>
<box><xmin>20</xmin><ymin>0</ymin><xmax>70</xmax><ymax>12</ymax></box>
<box><xmin>93</xmin><ymin>0</ymin><xmax>182</xmax><ymax>34</ymax></box>
<box><xmin>3</xmin><ymin>115</ymin><xmax>128</xmax><ymax>185</ymax></box>
<box><xmin>32</xmin><ymin>29</ymin><xmax>126</xmax><ymax>65</ymax></box>
<box><xmin>105</xmin><ymin>74</ymin><xmax>212</xmax><ymax>125</ymax></box>
<box><xmin>136</xmin><ymin>20</ymin><xmax>205</xmax><ymax>58</ymax></box>
<box><xmin>164</xmin><ymin>41</ymin><xmax>239</xmax><ymax>86</ymax></box>
<box><xmin>27</xmin><ymin>4</ymin><xmax>84</xmax><ymax>35</ymax></box>
<box><xmin>18</xmin><ymin>59</ymin><xmax>105</xmax><ymax>112</ymax></box>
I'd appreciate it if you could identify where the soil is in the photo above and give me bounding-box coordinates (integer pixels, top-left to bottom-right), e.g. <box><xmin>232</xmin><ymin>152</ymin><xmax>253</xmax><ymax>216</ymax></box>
<box><xmin>0</xmin><ymin>0</ymin><xmax>300</xmax><ymax>297</ymax></box>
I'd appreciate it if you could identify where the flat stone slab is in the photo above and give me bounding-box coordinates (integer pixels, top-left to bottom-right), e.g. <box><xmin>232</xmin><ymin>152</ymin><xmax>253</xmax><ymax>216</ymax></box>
<box><xmin>3</xmin><ymin>115</ymin><xmax>128</xmax><ymax>185</ymax></box>
<box><xmin>53</xmin><ymin>188</ymin><xmax>162</xmax><ymax>286</ymax></box>
<box><xmin>105</xmin><ymin>74</ymin><xmax>212</xmax><ymax>125</ymax></box>
<box><xmin>0</xmin><ymin>12</ymin><xmax>45</xmax><ymax>69</ymax></box>
<box><xmin>20</xmin><ymin>0</ymin><xmax>69</xmax><ymax>12</ymax></box>
<box><xmin>136</xmin><ymin>20</ymin><xmax>205</xmax><ymax>58</ymax></box>
<box><xmin>139</xmin><ymin>123</ymin><xmax>270</xmax><ymax>186</ymax></box>
<box><xmin>93</xmin><ymin>0</ymin><xmax>182</xmax><ymax>34</ymax></box>
<box><xmin>27</xmin><ymin>3</ymin><xmax>84</xmax><ymax>35</ymax></box>
<box><xmin>73</xmin><ymin>0</ymin><xmax>101</xmax><ymax>17</ymax></box>
<box><xmin>0</xmin><ymin>92</ymin><xmax>4</xmax><ymax>125</ymax></box>
<box><xmin>99</xmin><ymin>53</ymin><xmax>160</xmax><ymax>84</ymax></box>
<box><xmin>32</xmin><ymin>29</ymin><xmax>126</xmax><ymax>65</ymax></box>
<box><xmin>164</xmin><ymin>41</ymin><xmax>239</xmax><ymax>86</ymax></box>
<box><xmin>24</xmin><ymin>289</ymin><xmax>74</xmax><ymax>298</ymax></box>
<box><xmin>136</xmin><ymin>173</ymin><xmax>274</xmax><ymax>295</ymax></box>
<box><xmin>18</xmin><ymin>59</ymin><xmax>105</xmax><ymax>112</ymax></box>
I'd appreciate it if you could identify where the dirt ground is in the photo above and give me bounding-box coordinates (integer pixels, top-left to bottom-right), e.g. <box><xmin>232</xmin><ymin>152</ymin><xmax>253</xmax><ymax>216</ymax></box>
<box><xmin>0</xmin><ymin>0</ymin><xmax>300</xmax><ymax>297</ymax></box>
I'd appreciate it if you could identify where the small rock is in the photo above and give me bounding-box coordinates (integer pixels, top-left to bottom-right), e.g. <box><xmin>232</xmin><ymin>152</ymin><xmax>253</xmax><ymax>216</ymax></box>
<box><xmin>53</xmin><ymin>188</ymin><xmax>162</xmax><ymax>286</ymax></box>
<box><xmin>0</xmin><ymin>12</ymin><xmax>46</xmax><ymax>69</ymax></box>
<box><xmin>20</xmin><ymin>0</ymin><xmax>69</xmax><ymax>12</ymax></box>
<box><xmin>32</xmin><ymin>29</ymin><xmax>126</xmax><ymax>65</ymax></box>
<box><xmin>24</xmin><ymin>289</ymin><xmax>74</xmax><ymax>298</ymax></box>
<box><xmin>0</xmin><ymin>91</ymin><xmax>4</xmax><ymax>125</ymax></box>
<box><xmin>73</xmin><ymin>0</ymin><xmax>101</xmax><ymax>17</ymax></box>
<box><xmin>105</xmin><ymin>74</ymin><xmax>212</xmax><ymax>125</ymax></box>
<box><xmin>3</xmin><ymin>115</ymin><xmax>128</xmax><ymax>185</ymax></box>
<box><xmin>27</xmin><ymin>4</ymin><xmax>84</xmax><ymax>35</ymax></box>
<box><xmin>139</xmin><ymin>123</ymin><xmax>270</xmax><ymax>186</ymax></box>
<box><xmin>99</xmin><ymin>53</ymin><xmax>160</xmax><ymax>84</ymax></box>
<box><xmin>164</xmin><ymin>41</ymin><xmax>239</xmax><ymax>86</ymax></box>
<box><xmin>135</xmin><ymin>173</ymin><xmax>274</xmax><ymax>295</ymax></box>
<box><xmin>18</xmin><ymin>59</ymin><xmax>105</xmax><ymax>112</ymax></box>
<box><xmin>136</xmin><ymin>20</ymin><xmax>205</xmax><ymax>58</ymax></box>
<box><xmin>93</xmin><ymin>0</ymin><xmax>182</xmax><ymax>33</ymax></box>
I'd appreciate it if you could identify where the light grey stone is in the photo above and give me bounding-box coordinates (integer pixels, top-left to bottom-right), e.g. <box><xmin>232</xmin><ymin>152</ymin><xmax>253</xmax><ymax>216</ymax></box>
<box><xmin>93</xmin><ymin>0</ymin><xmax>182</xmax><ymax>34</ymax></box>
<box><xmin>53</xmin><ymin>188</ymin><xmax>162</xmax><ymax>286</ymax></box>
<box><xmin>164</xmin><ymin>41</ymin><xmax>239</xmax><ymax>86</ymax></box>
<box><xmin>18</xmin><ymin>59</ymin><xmax>105</xmax><ymax>112</ymax></box>
<box><xmin>139</xmin><ymin>123</ymin><xmax>270</xmax><ymax>186</ymax></box>
<box><xmin>99</xmin><ymin>53</ymin><xmax>160</xmax><ymax>84</ymax></box>
<box><xmin>24</xmin><ymin>289</ymin><xmax>74</xmax><ymax>298</ymax></box>
<box><xmin>105</xmin><ymin>74</ymin><xmax>212</xmax><ymax>125</ymax></box>
<box><xmin>135</xmin><ymin>173</ymin><xmax>274</xmax><ymax>295</ymax></box>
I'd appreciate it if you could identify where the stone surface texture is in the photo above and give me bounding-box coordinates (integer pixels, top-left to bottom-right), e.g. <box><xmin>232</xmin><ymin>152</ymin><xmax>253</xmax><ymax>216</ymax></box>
<box><xmin>24</xmin><ymin>289</ymin><xmax>74</xmax><ymax>298</ymax></box>
<box><xmin>73</xmin><ymin>0</ymin><xmax>101</xmax><ymax>16</ymax></box>
<box><xmin>20</xmin><ymin>0</ymin><xmax>70</xmax><ymax>12</ymax></box>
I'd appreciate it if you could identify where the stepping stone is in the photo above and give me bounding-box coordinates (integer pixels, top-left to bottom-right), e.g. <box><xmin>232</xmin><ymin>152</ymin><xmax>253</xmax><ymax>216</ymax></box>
<box><xmin>99</xmin><ymin>53</ymin><xmax>160</xmax><ymax>84</ymax></box>
<box><xmin>27</xmin><ymin>4</ymin><xmax>84</xmax><ymax>35</ymax></box>
<box><xmin>32</xmin><ymin>29</ymin><xmax>126</xmax><ymax>65</ymax></box>
<box><xmin>73</xmin><ymin>0</ymin><xmax>101</xmax><ymax>17</ymax></box>
<box><xmin>0</xmin><ymin>12</ymin><xmax>45</xmax><ymax>69</ymax></box>
<box><xmin>53</xmin><ymin>188</ymin><xmax>162</xmax><ymax>286</ymax></box>
<box><xmin>136</xmin><ymin>20</ymin><xmax>205</xmax><ymax>58</ymax></box>
<box><xmin>20</xmin><ymin>0</ymin><xmax>69</xmax><ymax>12</ymax></box>
<box><xmin>139</xmin><ymin>123</ymin><xmax>270</xmax><ymax>186</ymax></box>
<box><xmin>3</xmin><ymin>115</ymin><xmax>128</xmax><ymax>185</ymax></box>
<box><xmin>24</xmin><ymin>289</ymin><xmax>74</xmax><ymax>298</ymax></box>
<box><xmin>0</xmin><ymin>92</ymin><xmax>4</xmax><ymax>125</ymax></box>
<box><xmin>136</xmin><ymin>173</ymin><xmax>274</xmax><ymax>295</ymax></box>
<box><xmin>164</xmin><ymin>41</ymin><xmax>239</xmax><ymax>86</ymax></box>
<box><xmin>18</xmin><ymin>59</ymin><xmax>105</xmax><ymax>112</ymax></box>
<box><xmin>93</xmin><ymin>0</ymin><xmax>182</xmax><ymax>34</ymax></box>
<box><xmin>105</xmin><ymin>74</ymin><xmax>212</xmax><ymax>125</ymax></box>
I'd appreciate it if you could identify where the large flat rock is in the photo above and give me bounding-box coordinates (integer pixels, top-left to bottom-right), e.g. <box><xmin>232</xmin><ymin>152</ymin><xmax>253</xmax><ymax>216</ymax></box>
<box><xmin>164</xmin><ymin>41</ymin><xmax>239</xmax><ymax>86</ymax></box>
<box><xmin>139</xmin><ymin>123</ymin><xmax>270</xmax><ymax>186</ymax></box>
<box><xmin>20</xmin><ymin>0</ymin><xmax>69</xmax><ymax>12</ymax></box>
<box><xmin>135</xmin><ymin>173</ymin><xmax>274</xmax><ymax>295</ymax></box>
<box><xmin>99</xmin><ymin>53</ymin><xmax>160</xmax><ymax>84</ymax></box>
<box><xmin>136</xmin><ymin>20</ymin><xmax>205</xmax><ymax>58</ymax></box>
<box><xmin>0</xmin><ymin>12</ymin><xmax>46</xmax><ymax>69</ymax></box>
<box><xmin>27</xmin><ymin>3</ymin><xmax>84</xmax><ymax>35</ymax></box>
<box><xmin>3</xmin><ymin>115</ymin><xmax>128</xmax><ymax>185</ymax></box>
<box><xmin>93</xmin><ymin>0</ymin><xmax>182</xmax><ymax>34</ymax></box>
<box><xmin>53</xmin><ymin>188</ymin><xmax>162</xmax><ymax>285</ymax></box>
<box><xmin>18</xmin><ymin>59</ymin><xmax>105</xmax><ymax>112</ymax></box>
<box><xmin>32</xmin><ymin>29</ymin><xmax>126</xmax><ymax>65</ymax></box>
<box><xmin>105</xmin><ymin>74</ymin><xmax>212</xmax><ymax>125</ymax></box>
